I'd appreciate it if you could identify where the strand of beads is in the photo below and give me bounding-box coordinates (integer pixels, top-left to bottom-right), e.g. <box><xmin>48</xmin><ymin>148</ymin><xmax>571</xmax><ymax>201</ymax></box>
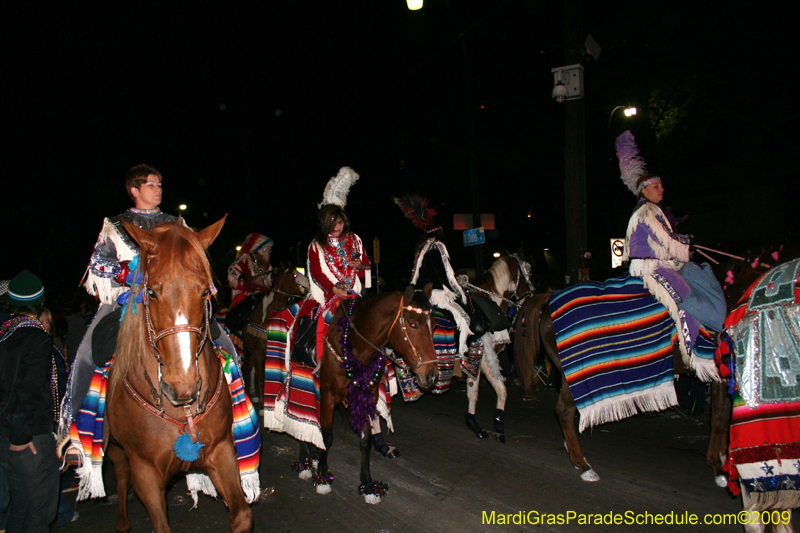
<box><xmin>338</xmin><ymin>299</ymin><xmax>385</xmax><ymax>432</ymax></box>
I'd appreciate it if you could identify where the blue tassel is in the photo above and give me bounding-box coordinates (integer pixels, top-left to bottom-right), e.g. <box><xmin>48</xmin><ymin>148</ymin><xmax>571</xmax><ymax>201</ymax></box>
<box><xmin>173</xmin><ymin>432</ymin><xmax>204</xmax><ymax>462</ymax></box>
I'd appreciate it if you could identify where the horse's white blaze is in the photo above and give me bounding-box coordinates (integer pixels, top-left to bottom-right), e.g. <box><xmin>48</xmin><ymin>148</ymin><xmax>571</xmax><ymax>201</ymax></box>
<box><xmin>175</xmin><ymin>312</ymin><xmax>193</xmax><ymax>371</ymax></box>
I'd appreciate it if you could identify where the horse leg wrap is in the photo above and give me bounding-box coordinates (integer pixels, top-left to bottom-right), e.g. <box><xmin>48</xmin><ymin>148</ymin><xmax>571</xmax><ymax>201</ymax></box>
<box><xmin>372</xmin><ymin>434</ymin><xmax>400</xmax><ymax>459</ymax></box>
<box><xmin>465</xmin><ymin>413</ymin><xmax>489</xmax><ymax>439</ymax></box>
<box><xmin>493</xmin><ymin>409</ymin><xmax>506</xmax><ymax>444</ymax></box>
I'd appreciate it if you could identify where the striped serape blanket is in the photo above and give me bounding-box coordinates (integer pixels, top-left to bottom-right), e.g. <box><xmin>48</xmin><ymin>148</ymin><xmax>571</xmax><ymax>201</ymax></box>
<box><xmin>263</xmin><ymin>300</ymin><xmax>395</xmax><ymax>447</ymax></box>
<box><xmin>70</xmin><ymin>347</ymin><xmax>261</xmax><ymax>505</ymax></box>
<box><xmin>551</xmin><ymin>273</ymin><xmax>678</xmax><ymax>432</ymax></box>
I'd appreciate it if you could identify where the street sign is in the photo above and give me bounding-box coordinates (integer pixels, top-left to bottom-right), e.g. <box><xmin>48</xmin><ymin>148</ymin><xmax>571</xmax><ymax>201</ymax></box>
<box><xmin>610</xmin><ymin>238</ymin><xmax>625</xmax><ymax>268</ymax></box>
<box><xmin>463</xmin><ymin>227</ymin><xmax>485</xmax><ymax>247</ymax></box>
<box><xmin>373</xmin><ymin>237</ymin><xmax>380</xmax><ymax>264</ymax></box>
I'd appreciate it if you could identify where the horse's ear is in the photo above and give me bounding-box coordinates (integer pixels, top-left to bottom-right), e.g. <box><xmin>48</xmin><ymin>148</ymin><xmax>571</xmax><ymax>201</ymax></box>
<box><xmin>196</xmin><ymin>215</ymin><xmax>227</xmax><ymax>250</ymax></box>
<box><xmin>403</xmin><ymin>284</ymin><xmax>416</xmax><ymax>306</ymax></box>
<box><xmin>122</xmin><ymin>220</ymin><xmax>157</xmax><ymax>252</ymax></box>
<box><xmin>422</xmin><ymin>282</ymin><xmax>433</xmax><ymax>300</ymax></box>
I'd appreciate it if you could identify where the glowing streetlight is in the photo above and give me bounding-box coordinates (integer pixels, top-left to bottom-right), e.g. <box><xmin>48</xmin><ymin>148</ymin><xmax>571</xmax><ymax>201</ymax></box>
<box><xmin>236</xmin><ymin>245</ymin><xmax>242</xmax><ymax>252</ymax></box>
<box><xmin>407</xmin><ymin>0</ymin><xmax>423</xmax><ymax>9</ymax></box>
<box><xmin>608</xmin><ymin>105</ymin><xmax>637</xmax><ymax>129</ymax></box>
<box><xmin>179</xmin><ymin>204</ymin><xmax>187</xmax><ymax>211</ymax></box>
<box><xmin>623</xmin><ymin>107</ymin><xmax>637</xmax><ymax>117</ymax></box>
<box><xmin>492</xmin><ymin>252</ymin><xmax>501</xmax><ymax>258</ymax></box>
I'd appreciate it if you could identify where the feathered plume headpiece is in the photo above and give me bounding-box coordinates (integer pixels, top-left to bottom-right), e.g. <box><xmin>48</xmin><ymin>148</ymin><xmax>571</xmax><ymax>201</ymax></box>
<box><xmin>318</xmin><ymin>166</ymin><xmax>359</xmax><ymax>208</ymax></box>
<box><xmin>615</xmin><ymin>130</ymin><xmax>650</xmax><ymax>195</ymax></box>
<box><xmin>394</xmin><ymin>194</ymin><xmax>441</xmax><ymax>233</ymax></box>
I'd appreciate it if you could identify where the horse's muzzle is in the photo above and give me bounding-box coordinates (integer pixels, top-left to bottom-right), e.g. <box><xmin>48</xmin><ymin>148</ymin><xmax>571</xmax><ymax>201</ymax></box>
<box><xmin>415</xmin><ymin>367</ymin><xmax>438</xmax><ymax>391</ymax></box>
<box><xmin>160</xmin><ymin>380</ymin><xmax>200</xmax><ymax>407</ymax></box>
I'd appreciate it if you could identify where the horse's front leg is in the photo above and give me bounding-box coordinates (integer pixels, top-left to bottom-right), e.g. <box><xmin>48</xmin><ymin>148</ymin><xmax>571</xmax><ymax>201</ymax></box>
<box><xmin>707</xmin><ymin>380</ymin><xmax>732</xmax><ymax>487</ymax></box>
<box><xmin>127</xmin><ymin>454</ymin><xmax>173</xmax><ymax>533</ymax></box>
<box><xmin>541</xmin><ymin>305</ymin><xmax>598</xmax><ymax>482</ymax></box>
<box><xmin>479</xmin><ymin>341</ymin><xmax>508</xmax><ymax>443</ymax></box>
<box><xmin>296</xmin><ymin>440</ymin><xmax>320</xmax><ymax>480</ymax></box>
<box><xmin>106</xmin><ymin>443</ymin><xmax>131</xmax><ymax>533</ymax></box>
<box><xmin>314</xmin><ymin>393</ymin><xmax>336</xmax><ymax>495</ymax></box>
<box><xmin>203</xmin><ymin>439</ymin><xmax>254</xmax><ymax>533</ymax></box>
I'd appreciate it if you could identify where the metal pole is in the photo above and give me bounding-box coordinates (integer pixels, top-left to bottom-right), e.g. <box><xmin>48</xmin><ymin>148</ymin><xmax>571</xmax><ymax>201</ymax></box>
<box><xmin>563</xmin><ymin>0</ymin><xmax>587</xmax><ymax>285</ymax></box>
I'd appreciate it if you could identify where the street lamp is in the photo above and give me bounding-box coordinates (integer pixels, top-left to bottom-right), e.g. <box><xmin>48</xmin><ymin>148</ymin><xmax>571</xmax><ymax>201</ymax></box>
<box><xmin>607</xmin><ymin>106</ymin><xmax>637</xmax><ymax>130</ymax></box>
<box><xmin>407</xmin><ymin>0</ymin><xmax>423</xmax><ymax>9</ymax></box>
<box><xmin>179</xmin><ymin>204</ymin><xmax>187</xmax><ymax>211</ymax></box>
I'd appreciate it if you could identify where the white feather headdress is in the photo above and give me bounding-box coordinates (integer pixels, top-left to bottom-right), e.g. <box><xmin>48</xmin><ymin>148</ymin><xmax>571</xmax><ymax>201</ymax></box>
<box><xmin>615</xmin><ymin>130</ymin><xmax>648</xmax><ymax>195</ymax></box>
<box><xmin>318</xmin><ymin>166</ymin><xmax>359</xmax><ymax>208</ymax></box>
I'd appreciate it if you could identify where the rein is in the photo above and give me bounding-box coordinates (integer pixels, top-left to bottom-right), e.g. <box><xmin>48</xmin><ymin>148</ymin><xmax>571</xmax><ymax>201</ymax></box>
<box><xmin>460</xmin><ymin>255</ymin><xmax>535</xmax><ymax>309</ymax></box>
<box><xmin>337</xmin><ymin>295</ymin><xmax>433</xmax><ymax>371</ymax></box>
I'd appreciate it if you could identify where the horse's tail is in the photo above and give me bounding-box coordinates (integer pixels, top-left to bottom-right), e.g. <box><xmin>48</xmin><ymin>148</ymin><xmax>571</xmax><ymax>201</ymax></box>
<box><xmin>513</xmin><ymin>294</ymin><xmax>549</xmax><ymax>395</ymax></box>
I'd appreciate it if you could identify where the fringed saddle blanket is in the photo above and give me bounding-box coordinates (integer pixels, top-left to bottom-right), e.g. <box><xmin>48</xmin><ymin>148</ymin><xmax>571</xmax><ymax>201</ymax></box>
<box><xmin>551</xmin><ymin>273</ymin><xmax>680</xmax><ymax>433</ymax></box>
<box><xmin>263</xmin><ymin>301</ymin><xmax>394</xmax><ymax>449</ymax></box>
<box><xmin>69</xmin><ymin>347</ymin><xmax>261</xmax><ymax>505</ymax></box>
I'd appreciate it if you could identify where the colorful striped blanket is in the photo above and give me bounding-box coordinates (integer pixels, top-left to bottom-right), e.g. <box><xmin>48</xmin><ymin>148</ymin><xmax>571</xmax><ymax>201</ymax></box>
<box><xmin>70</xmin><ymin>346</ymin><xmax>261</xmax><ymax>505</ymax></box>
<box><xmin>551</xmin><ymin>274</ymin><xmax>679</xmax><ymax>432</ymax></box>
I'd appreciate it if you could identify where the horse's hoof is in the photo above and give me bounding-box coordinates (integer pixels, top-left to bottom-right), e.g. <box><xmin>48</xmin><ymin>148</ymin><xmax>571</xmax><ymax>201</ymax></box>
<box><xmin>465</xmin><ymin>413</ymin><xmax>488</xmax><ymax>439</ymax></box>
<box><xmin>383</xmin><ymin>446</ymin><xmax>400</xmax><ymax>459</ymax></box>
<box><xmin>298</xmin><ymin>470</ymin><xmax>312</xmax><ymax>480</ymax></box>
<box><xmin>494</xmin><ymin>433</ymin><xmax>506</xmax><ymax>444</ymax></box>
<box><xmin>316</xmin><ymin>483</ymin><xmax>332</xmax><ymax>495</ymax></box>
<box><xmin>580</xmin><ymin>469</ymin><xmax>600</xmax><ymax>482</ymax></box>
<box><xmin>714</xmin><ymin>475</ymin><xmax>728</xmax><ymax>488</ymax></box>
<box><xmin>364</xmin><ymin>494</ymin><xmax>381</xmax><ymax>504</ymax></box>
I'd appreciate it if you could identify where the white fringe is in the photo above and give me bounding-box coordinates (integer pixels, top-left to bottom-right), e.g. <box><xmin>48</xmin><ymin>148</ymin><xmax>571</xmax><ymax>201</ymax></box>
<box><xmin>578</xmin><ymin>381</ymin><xmax>678</xmax><ymax>433</ymax></box>
<box><xmin>376</xmin><ymin>394</ymin><xmax>394</xmax><ymax>433</ymax></box>
<box><xmin>84</xmin><ymin>218</ymin><xmax>139</xmax><ymax>305</ymax></box>
<box><xmin>240</xmin><ymin>471</ymin><xmax>261</xmax><ymax>504</ymax></box>
<box><xmin>186</xmin><ymin>473</ymin><xmax>218</xmax><ymax>509</ymax></box>
<box><xmin>411</xmin><ymin>239</ymin><xmax>467</xmax><ymax>304</ymax></box>
<box><xmin>624</xmin><ymin>203</ymin><xmax>689</xmax><ymax>264</ymax></box>
<box><xmin>76</xmin><ymin>459</ymin><xmax>106</xmax><ymax>501</ymax></box>
<box><xmin>430</xmin><ymin>289</ymin><xmax>473</xmax><ymax>356</ymax></box>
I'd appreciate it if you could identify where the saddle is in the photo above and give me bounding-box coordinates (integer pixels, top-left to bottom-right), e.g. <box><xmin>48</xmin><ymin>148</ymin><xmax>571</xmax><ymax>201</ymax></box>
<box><xmin>225</xmin><ymin>294</ymin><xmax>259</xmax><ymax>333</ymax></box>
<box><xmin>465</xmin><ymin>292</ymin><xmax>511</xmax><ymax>339</ymax></box>
<box><xmin>291</xmin><ymin>315</ymin><xmax>318</xmax><ymax>368</ymax></box>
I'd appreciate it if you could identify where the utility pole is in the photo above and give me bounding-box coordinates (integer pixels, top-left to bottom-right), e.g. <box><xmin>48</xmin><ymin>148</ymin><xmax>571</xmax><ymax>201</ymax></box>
<box><xmin>563</xmin><ymin>0</ymin><xmax>587</xmax><ymax>285</ymax></box>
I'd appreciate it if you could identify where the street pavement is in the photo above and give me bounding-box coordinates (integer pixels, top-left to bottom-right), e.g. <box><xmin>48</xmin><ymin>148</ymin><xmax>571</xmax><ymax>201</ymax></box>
<box><xmin>57</xmin><ymin>377</ymin><xmax>796</xmax><ymax>532</ymax></box>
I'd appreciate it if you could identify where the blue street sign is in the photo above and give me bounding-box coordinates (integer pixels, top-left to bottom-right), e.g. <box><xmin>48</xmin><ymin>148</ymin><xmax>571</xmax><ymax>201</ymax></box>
<box><xmin>463</xmin><ymin>227</ymin><xmax>485</xmax><ymax>247</ymax></box>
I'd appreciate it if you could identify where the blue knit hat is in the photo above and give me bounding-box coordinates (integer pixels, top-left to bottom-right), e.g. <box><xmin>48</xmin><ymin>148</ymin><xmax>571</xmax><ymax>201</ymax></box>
<box><xmin>3</xmin><ymin>270</ymin><xmax>45</xmax><ymax>306</ymax></box>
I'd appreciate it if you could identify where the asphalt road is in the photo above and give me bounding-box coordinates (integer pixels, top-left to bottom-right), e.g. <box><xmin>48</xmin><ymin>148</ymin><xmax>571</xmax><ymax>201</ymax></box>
<box><xmin>57</xmin><ymin>378</ymin><xmax>797</xmax><ymax>533</ymax></box>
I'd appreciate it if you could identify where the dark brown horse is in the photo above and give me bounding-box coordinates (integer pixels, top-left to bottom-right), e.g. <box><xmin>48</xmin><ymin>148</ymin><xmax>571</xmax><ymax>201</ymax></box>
<box><xmin>106</xmin><ymin>217</ymin><xmax>253</xmax><ymax>533</ymax></box>
<box><xmin>242</xmin><ymin>267</ymin><xmax>308</xmax><ymax>406</ymax></box>
<box><xmin>299</xmin><ymin>284</ymin><xmax>438</xmax><ymax>503</ymax></box>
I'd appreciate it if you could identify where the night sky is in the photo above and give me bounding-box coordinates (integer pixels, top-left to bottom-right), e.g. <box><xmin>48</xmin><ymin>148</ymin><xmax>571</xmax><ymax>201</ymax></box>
<box><xmin>4</xmin><ymin>1</ymin><xmax>798</xmax><ymax>306</ymax></box>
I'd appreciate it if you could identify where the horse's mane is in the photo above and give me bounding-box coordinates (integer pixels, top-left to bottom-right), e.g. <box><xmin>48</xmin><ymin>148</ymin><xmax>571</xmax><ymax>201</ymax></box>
<box><xmin>480</xmin><ymin>256</ymin><xmax>515</xmax><ymax>295</ymax></box>
<box><xmin>110</xmin><ymin>223</ymin><xmax>215</xmax><ymax>393</ymax></box>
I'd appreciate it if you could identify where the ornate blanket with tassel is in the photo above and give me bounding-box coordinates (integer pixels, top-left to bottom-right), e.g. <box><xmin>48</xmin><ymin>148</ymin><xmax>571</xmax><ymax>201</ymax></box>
<box><xmin>69</xmin><ymin>348</ymin><xmax>261</xmax><ymax>505</ymax></box>
<box><xmin>551</xmin><ymin>273</ymin><xmax>679</xmax><ymax>432</ymax></box>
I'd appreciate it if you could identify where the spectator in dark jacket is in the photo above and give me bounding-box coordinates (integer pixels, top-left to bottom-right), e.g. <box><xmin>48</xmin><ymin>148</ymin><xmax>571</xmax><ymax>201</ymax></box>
<box><xmin>0</xmin><ymin>271</ymin><xmax>60</xmax><ymax>533</ymax></box>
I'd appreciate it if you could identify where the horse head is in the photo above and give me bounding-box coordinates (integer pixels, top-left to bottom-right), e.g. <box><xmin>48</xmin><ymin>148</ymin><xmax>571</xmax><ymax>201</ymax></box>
<box><xmin>390</xmin><ymin>283</ymin><xmax>439</xmax><ymax>390</ymax></box>
<box><xmin>122</xmin><ymin>216</ymin><xmax>226</xmax><ymax>407</ymax></box>
<box><xmin>273</xmin><ymin>267</ymin><xmax>309</xmax><ymax>298</ymax></box>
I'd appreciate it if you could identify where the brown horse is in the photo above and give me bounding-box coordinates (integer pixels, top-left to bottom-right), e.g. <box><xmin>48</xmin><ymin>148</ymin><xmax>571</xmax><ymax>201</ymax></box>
<box><xmin>298</xmin><ymin>284</ymin><xmax>438</xmax><ymax>503</ymax></box>
<box><xmin>105</xmin><ymin>217</ymin><xmax>253</xmax><ymax>533</ymax></box>
<box><xmin>242</xmin><ymin>267</ymin><xmax>308</xmax><ymax>406</ymax></box>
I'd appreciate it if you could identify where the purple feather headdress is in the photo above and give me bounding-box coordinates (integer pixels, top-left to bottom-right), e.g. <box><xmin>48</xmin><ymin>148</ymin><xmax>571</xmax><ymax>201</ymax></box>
<box><xmin>615</xmin><ymin>130</ymin><xmax>648</xmax><ymax>196</ymax></box>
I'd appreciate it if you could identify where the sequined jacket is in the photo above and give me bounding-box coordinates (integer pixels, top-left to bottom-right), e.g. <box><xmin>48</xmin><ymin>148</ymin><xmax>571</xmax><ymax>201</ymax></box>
<box><xmin>307</xmin><ymin>232</ymin><xmax>371</xmax><ymax>305</ymax></box>
<box><xmin>83</xmin><ymin>209</ymin><xmax>178</xmax><ymax>305</ymax></box>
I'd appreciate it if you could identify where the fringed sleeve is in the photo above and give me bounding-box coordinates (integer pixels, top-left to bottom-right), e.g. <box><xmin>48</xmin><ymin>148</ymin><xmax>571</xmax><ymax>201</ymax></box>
<box><xmin>82</xmin><ymin>218</ymin><xmax>138</xmax><ymax>305</ymax></box>
<box><xmin>625</xmin><ymin>202</ymin><xmax>690</xmax><ymax>277</ymax></box>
